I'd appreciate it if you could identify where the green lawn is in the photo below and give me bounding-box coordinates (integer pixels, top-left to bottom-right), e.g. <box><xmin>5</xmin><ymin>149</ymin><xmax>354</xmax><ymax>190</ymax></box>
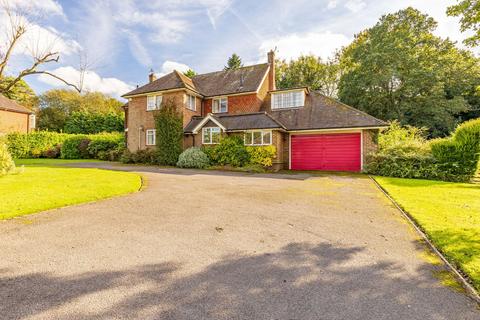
<box><xmin>0</xmin><ymin>164</ymin><xmax>141</xmax><ymax>219</ymax></box>
<box><xmin>374</xmin><ymin>176</ymin><xmax>480</xmax><ymax>291</ymax></box>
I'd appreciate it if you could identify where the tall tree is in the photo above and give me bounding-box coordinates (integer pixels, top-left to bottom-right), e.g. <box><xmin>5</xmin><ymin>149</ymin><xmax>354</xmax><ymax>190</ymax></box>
<box><xmin>0</xmin><ymin>77</ymin><xmax>38</xmax><ymax>109</ymax></box>
<box><xmin>224</xmin><ymin>53</ymin><xmax>243</xmax><ymax>70</ymax></box>
<box><xmin>447</xmin><ymin>0</ymin><xmax>480</xmax><ymax>47</ymax></box>
<box><xmin>183</xmin><ymin>69</ymin><xmax>197</xmax><ymax>78</ymax></box>
<box><xmin>0</xmin><ymin>2</ymin><xmax>83</xmax><ymax>97</ymax></box>
<box><xmin>338</xmin><ymin>7</ymin><xmax>480</xmax><ymax>137</ymax></box>
<box><xmin>37</xmin><ymin>89</ymin><xmax>123</xmax><ymax>132</ymax></box>
<box><xmin>276</xmin><ymin>55</ymin><xmax>341</xmax><ymax>97</ymax></box>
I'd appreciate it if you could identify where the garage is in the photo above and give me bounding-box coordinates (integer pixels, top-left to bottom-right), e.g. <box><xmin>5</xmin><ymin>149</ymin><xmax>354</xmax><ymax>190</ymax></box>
<box><xmin>290</xmin><ymin>132</ymin><xmax>362</xmax><ymax>171</ymax></box>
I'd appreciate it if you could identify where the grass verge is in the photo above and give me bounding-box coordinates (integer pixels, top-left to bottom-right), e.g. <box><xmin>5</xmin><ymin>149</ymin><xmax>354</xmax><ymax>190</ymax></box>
<box><xmin>374</xmin><ymin>176</ymin><xmax>480</xmax><ymax>292</ymax></box>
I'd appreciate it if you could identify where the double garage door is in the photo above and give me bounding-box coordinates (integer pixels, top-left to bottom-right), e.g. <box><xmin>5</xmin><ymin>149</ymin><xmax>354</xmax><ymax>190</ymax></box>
<box><xmin>291</xmin><ymin>133</ymin><xmax>361</xmax><ymax>172</ymax></box>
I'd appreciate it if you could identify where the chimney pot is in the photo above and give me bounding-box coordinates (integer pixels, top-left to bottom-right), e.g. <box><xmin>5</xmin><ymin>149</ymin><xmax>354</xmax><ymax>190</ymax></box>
<box><xmin>148</xmin><ymin>69</ymin><xmax>156</xmax><ymax>83</ymax></box>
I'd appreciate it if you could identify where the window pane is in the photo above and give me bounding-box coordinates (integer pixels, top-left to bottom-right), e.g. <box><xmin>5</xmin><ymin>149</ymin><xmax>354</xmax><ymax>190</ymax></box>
<box><xmin>220</xmin><ymin>98</ymin><xmax>227</xmax><ymax>112</ymax></box>
<box><xmin>262</xmin><ymin>131</ymin><xmax>271</xmax><ymax>145</ymax></box>
<box><xmin>147</xmin><ymin>96</ymin><xmax>155</xmax><ymax>110</ymax></box>
<box><xmin>212</xmin><ymin>100</ymin><xmax>219</xmax><ymax>113</ymax></box>
<box><xmin>203</xmin><ymin>128</ymin><xmax>210</xmax><ymax>143</ymax></box>
<box><xmin>155</xmin><ymin>95</ymin><xmax>162</xmax><ymax>108</ymax></box>
<box><xmin>253</xmin><ymin>131</ymin><xmax>262</xmax><ymax>145</ymax></box>
<box><xmin>244</xmin><ymin>132</ymin><xmax>253</xmax><ymax>145</ymax></box>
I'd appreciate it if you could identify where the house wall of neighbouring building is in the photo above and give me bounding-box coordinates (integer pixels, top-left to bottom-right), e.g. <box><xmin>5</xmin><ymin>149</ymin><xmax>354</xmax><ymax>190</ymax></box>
<box><xmin>0</xmin><ymin>110</ymin><xmax>30</xmax><ymax>134</ymax></box>
<box><xmin>126</xmin><ymin>90</ymin><xmax>201</xmax><ymax>151</ymax></box>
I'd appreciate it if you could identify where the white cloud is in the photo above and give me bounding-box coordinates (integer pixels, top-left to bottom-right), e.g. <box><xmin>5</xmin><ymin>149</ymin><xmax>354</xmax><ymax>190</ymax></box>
<box><xmin>125</xmin><ymin>31</ymin><xmax>152</xmax><ymax>67</ymax></box>
<box><xmin>37</xmin><ymin>66</ymin><xmax>133</xmax><ymax>98</ymax></box>
<box><xmin>327</xmin><ymin>0</ymin><xmax>338</xmax><ymax>9</ymax></box>
<box><xmin>156</xmin><ymin>61</ymin><xmax>191</xmax><ymax>77</ymax></box>
<box><xmin>259</xmin><ymin>31</ymin><xmax>351</xmax><ymax>61</ymax></box>
<box><xmin>10</xmin><ymin>0</ymin><xmax>64</xmax><ymax>17</ymax></box>
<box><xmin>344</xmin><ymin>0</ymin><xmax>366</xmax><ymax>12</ymax></box>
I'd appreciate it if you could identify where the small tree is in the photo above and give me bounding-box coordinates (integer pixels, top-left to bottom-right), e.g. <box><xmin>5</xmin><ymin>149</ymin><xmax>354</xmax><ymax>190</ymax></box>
<box><xmin>0</xmin><ymin>140</ymin><xmax>15</xmax><ymax>175</ymax></box>
<box><xmin>224</xmin><ymin>53</ymin><xmax>243</xmax><ymax>70</ymax></box>
<box><xmin>183</xmin><ymin>69</ymin><xmax>197</xmax><ymax>78</ymax></box>
<box><xmin>154</xmin><ymin>98</ymin><xmax>183</xmax><ymax>165</ymax></box>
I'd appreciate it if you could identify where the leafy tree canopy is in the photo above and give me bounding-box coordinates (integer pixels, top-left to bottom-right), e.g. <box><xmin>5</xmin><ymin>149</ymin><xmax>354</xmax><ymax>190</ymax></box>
<box><xmin>447</xmin><ymin>0</ymin><xmax>480</xmax><ymax>47</ymax></box>
<box><xmin>224</xmin><ymin>53</ymin><xmax>243</xmax><ymax>70</ymax></box>
<box><xmin>37</xmin><ymin>89</ymin><xmax>124</xmax><ymax>132</ymax></box>
<box><xmin>338</xmin><ymin>7</ymin><xmax>480</xmax><ymax>137</ymax></box>
<box><xmin>183</xmin><ymin>69</ymin><xmax>197</xmax><ymax>78</ymax></box>
<box><xmin>0</xmin><ymin>77</ymin><xmax>38</xmax><ymax>110</ymax></box>
<box><xmin>276</xmin><ymin>55</ymin><xmax>340</xmax><ymax>97</ymax></box>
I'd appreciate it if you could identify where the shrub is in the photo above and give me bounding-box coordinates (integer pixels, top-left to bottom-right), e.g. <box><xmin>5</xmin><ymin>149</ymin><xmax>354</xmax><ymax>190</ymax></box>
<box><xmin>176</xmin><ymin>147</ymin><xmax>210</xmax><ymax>169</ymax></box>
<box><xmin>378</xmin><ymin>120</ymin><xmax>430</xmax><ymax>156</ymax></box>
<box><xmin>64</xmin><ymin>111</ymin><xmax>124</xmax><ymax>134</ymax></box>
<box><xmin>61</xmin><ymin>135</ymin><xmax>89</xmax><ymax>159</ymax></box>
<box><xmin>365</xmin><ymin>153</ymin><xmax>439</xmax><ymax>179</ymax></box>
<box><xmin>6</xmin><ymin>131</ymin><xmax>72</xmax><ymax>158</ymax></box>
<box><xmin>41</xmin><ymin>144</ymin><xmax>61</xmax><ymax>158</ymax></box>
<box><xmin>204</xmin><ymin>136</ymin><xmax>250</xmax><ymax>167</ymax></box>
<box><xmin>247</xmin><ymin>145</ymin><xmax>276</xmax><ymax>167</ymax></box>
<box><xmin>0</xmin><ymin>141</ymin><xmax>15</xmax><ymax>176</ymax></box>
<box><xmin>154</xmin><ymin>99</ymin><xmax>183</xmax><ymax>165</ymax></box>
<box><xmin>120</xmin><ymin>149</ymin><xmax>157</xmax><ymax>164</ymax></box>
<box><xmin>87</xmin><ymin>132</ymin><xmax>124</xmax><ymax>159</ymax></box>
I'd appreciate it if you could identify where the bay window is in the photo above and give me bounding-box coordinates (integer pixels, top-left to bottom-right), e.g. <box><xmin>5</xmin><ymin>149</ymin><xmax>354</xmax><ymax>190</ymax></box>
<box><xmin>244</xmin><ymin>130</ymin><xmax>272</xmax><ymax>146</ymax></box>
<box><xmin>202</xmin><ymin>127</ymin><xmax>221</xmax><ymax>144</ymax></box>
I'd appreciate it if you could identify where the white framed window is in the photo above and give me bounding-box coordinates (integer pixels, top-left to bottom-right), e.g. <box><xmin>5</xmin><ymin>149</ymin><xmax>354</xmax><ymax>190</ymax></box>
<box><xmin>244</xmin><ymin>130</ymin><xmax>272</xmax><ymax>146</ymax></box>
<box><xmin>146</xmin><ymin>129</ymin><xmax>156</xmax><ymax>145</ymax></box>
<box><xmin>212</xmin><ymin>97</ymin><xmax>228</xmax><ymax>113</ymax></box>
<box><xmin>271</xmin><ymin>90</ymin><xmax>305</xmax><ymax>109</ymax></box>
<box><xmin>147</xmin><ymin>95</ymin><xmax>162</xmax><ymax>111</ymax></box>
<box><xmin>187</xmin><ymin>94</ymin><xmax>196</xmax><ymax>111</ymax></box>
<box><xmin>202</xmin><ymin>127</ymin><xmax>221</xmax><ymax>144</ymax></box>
<box><xmin>28</xmin><ymin>114</ymin><xmax>36</xmax><ymax>129</ymax></box>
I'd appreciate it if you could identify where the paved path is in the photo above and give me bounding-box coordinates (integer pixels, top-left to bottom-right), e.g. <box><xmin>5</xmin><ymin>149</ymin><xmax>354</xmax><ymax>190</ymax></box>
<box><xmin>1</xmin><ymin>165</ymin><xmax>478</xmax><ymax>319</ymax></box>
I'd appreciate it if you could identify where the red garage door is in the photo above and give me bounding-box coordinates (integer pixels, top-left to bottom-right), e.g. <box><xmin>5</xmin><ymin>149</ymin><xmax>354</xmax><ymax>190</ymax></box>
<box><xmin>291</xmin><ymin>133</ymin><xmax>361</xmax><ymax>171</ymax></box>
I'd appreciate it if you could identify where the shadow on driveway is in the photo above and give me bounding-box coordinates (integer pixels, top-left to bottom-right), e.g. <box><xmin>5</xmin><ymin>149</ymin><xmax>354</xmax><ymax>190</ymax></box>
<box><xmin>1</xmin><ymin>242</ymin><xmax>478</xmax><ymax>319</ymax></box>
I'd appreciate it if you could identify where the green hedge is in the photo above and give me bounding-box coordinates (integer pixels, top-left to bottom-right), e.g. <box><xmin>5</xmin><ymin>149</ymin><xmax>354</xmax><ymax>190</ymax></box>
<box><xmin>154</xmin><ymin>99</ymin><xmax>183</xmax><ymax>166</ymax></box>
<box><xmin>203</xmin><ymin>136</ymin><xmax>250</xmax><ymax>167</ymax></box>
<box><xmin>6</xmin><ymin>131</ymin><xmax>124</xmax><ymax>161</ymax></box>
<box><xmin>7</xmin><ymin>131</ymin><xmax>73</xmax><ymax>158</ymax></box>
<box><xmin>366</xmin><ymin>119</ymin><xmax>480</xmax><ymax>182</ymax></box>
<box><xmin>246</xmin><ymin>145</ymin><xmax>276</xmax><ymax>167</ymax></box>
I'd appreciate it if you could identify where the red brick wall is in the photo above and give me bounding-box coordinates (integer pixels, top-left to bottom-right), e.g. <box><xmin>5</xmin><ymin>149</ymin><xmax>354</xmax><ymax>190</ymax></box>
<box><xmin>362</xmin><ymin>129</ymin><xmax>379</xmax><ymax>169</ymax></box>
<box><xmin>126</xmin><ymin>90</ymin><xmax>201</xmax><ymax>151</ymax></box>
<box><xmin>0</xmin><ymin>110</ymin><xmax>29</xmax><ymax>134</ymax></box>
<box><xmin>203</xmin><ymin>93</ymin><xmax>262</xmax><ymax>115</ymax></box>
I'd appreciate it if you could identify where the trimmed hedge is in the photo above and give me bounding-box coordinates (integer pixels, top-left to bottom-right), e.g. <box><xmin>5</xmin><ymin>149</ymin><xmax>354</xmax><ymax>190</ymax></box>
<box><xmin>64</xmin><ymin>111</ymin><xmax>124</xmax><ymax>134</ymax></box>
<box><xmin>6</xmin><ymin>131</ymin><xmax>124</xmax><ymax>161</ymax></box>
<box><xmin>7</xmin><ymin>131</ymin><xmax>72</xmax><ymax>158</ymax></box>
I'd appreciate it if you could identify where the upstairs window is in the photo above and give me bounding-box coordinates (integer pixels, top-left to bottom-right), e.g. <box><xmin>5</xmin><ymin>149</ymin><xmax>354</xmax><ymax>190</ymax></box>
<box><xmin>187</xmin><ymin>94</ymin><xmax>196</xmax><ymax>111</ymax></box>
<box><xmin>244</xmin><ymin>130</ymin><xmax>272</xmax><ymax>146</ymax></box>
<box><xmin>212</xmin><ymin>97</ymin><xmax>228</xmax><ymax>113</ymax></box>
<box><xmin>271</xmin><ymin>90</ymin><xmax>304</xmax><ymax>109</ymax></box>
<box><xmin>28</xmin><ymin>114</ymin><xmax>36</xmax><ymax>129</ymax></box>
<box><xmin>202</xmin><ymin>127</ymin><xmax>221</xmax><ymax>144</ymax></box>
<box><xmin>147</xmin><ymin>95</ymin><xmax>162</xmax><ymax>111</ymax></box>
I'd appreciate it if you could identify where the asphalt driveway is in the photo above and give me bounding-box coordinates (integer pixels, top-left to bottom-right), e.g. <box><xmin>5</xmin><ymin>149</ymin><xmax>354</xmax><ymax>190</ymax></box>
<box><xmin>0</xmin><ymin>166</ymin><xmax>478</xmax><ymax>319</ymax></box>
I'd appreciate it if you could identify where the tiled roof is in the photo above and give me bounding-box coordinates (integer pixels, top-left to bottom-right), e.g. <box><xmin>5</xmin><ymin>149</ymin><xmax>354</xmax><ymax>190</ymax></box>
<box><xmin>263</xmin><ymin>91</ymin><xmax>387</xmax><ymax>130</ymax></box>
<box><xmin>0</xmin><ymin>94</ymin><xmax>32</xmax><ymax>114</ymax></box>
<box><xmin>184</xmin><ymin>112</ymin><xmax>283</xmax><ymax>133</ymax></box>
<box><xmin>124</xmin><ymin>63</ymin><xmax>269</xmax><ymax>98</ymax></box>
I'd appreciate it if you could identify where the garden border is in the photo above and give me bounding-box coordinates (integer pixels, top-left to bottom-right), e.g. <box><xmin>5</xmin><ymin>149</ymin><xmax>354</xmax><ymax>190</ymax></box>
<box><xmin>369</xmin><ymin>175</ymin><xmax>480</xmax><ymax>304</ymax></box>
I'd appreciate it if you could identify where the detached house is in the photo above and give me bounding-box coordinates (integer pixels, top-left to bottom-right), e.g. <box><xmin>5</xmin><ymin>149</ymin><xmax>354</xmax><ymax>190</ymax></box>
<box><xmin>122</xmin><ymin>51</ymin><xmax>386</xmax><ymax>171</ymax></box>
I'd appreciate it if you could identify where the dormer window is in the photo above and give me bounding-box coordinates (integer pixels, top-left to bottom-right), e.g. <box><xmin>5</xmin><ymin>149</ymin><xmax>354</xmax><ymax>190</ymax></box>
<box><xmin>212</xmin><ymin>97</ymin><xmax>228</xmax><ymax>113</ymax></box>
<box><xmin>271</xmin><ymin>90</ymin><xmax>305</xmax><ymax>109</ymax></box>
<box><xmin>147</xmin><ymin>95</ymin><xmax>162</xmax><ymax>111</ymax></box>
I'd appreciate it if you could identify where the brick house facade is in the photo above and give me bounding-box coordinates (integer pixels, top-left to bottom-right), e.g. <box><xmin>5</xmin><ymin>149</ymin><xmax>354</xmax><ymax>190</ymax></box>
<box><xmin>123</xmin><ymin>51</ymin><xmax>386</xmax><ymax>172</ymax></box>
<box><xmin>0</xmin><ymin>94</ymin><xmax>35</xmax><ymax>135</ymax></box>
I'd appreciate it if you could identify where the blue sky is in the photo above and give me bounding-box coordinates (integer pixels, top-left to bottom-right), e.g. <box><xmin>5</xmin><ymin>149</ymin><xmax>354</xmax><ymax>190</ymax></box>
<box><xmin>4</xmin><ymin>0</ymin><xmax>476</xmax><ymax>100</ymax></box>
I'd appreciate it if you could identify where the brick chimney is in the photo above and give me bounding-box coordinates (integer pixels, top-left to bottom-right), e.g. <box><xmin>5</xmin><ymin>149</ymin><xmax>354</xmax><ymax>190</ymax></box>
<box><xmin>267</xmin><ymin>49</ymin><xmax>276</xmax><ymax>91</ymax></box>
<box><xmin>148</xmin><ymin>69</ymin><xmax>156</xmax><ymax>83</ymax></box>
